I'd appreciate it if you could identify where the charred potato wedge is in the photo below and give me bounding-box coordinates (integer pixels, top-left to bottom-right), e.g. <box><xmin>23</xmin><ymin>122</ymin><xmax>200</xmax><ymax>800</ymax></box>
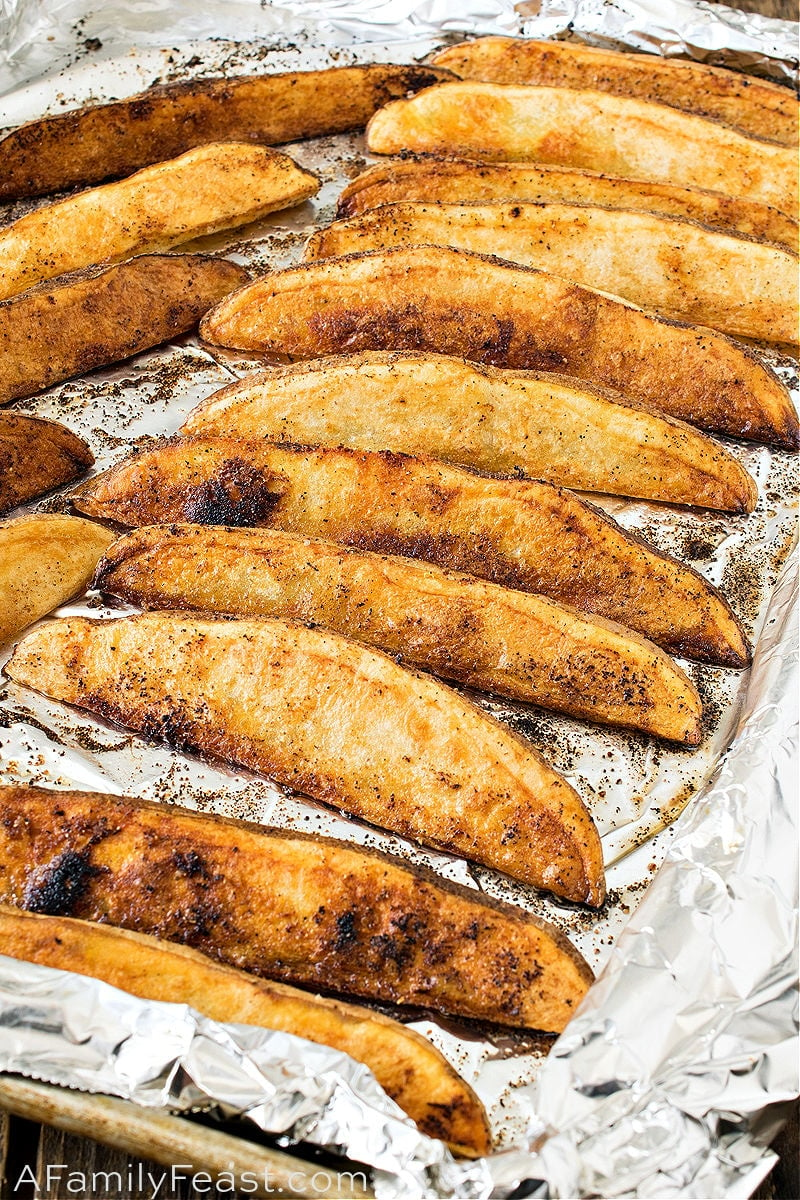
<box><xmin>1</xmin><ymin>906</ymin><xmax>490</xmax><ymax>1156</ymax></box>
<box><xmin>365</xmin><ymin>83</ymin><xmax>798</xmax><ymax>217</ymax></box>
<box><xmin>74</xmin><ymin>437</ymin><xmax>749</xmax><ymax>667</ymax></box>
<box><xmin>0</xmin><ymin>254</ymin><xmax>248</xmax><ymax>406</ymax></box>
<box><xmin>199</xmin><ymin>245</ymin><xmax>798</xmax><ymax>450</ymax></box>
<box><xmin>336</xmin><ymin>158</ymin><xmax>799</xmax><ymax>250</ymax></box>
<box><xmin>0</xmin><ymin>785</ymin><xmax>593</xmax><ymax>1031</ymax></box>
<box><xmin>185</xmin><ymin>352</ymin><xmax>757</xmax><ymax>512</ymax></box>
<box><xmin>306</xmin><ymin>202</ymin><xmax>798</xmax><ymax>346</ymax></box>
<box><xmin>0</xmin><ymin>64</ymin><xmax>452</xmax><ymax>201</ymax></box>
<box><xmin>96</xmin><ymin>524</ymin><xmax>703</xmax><ymax>743</ymax></box>
<box><xmin>431</xmin><ymin>37</ymin><xmax>799</xmax><ymax>146</ymax></box>
<box><xmin>5</xmin><ymin>612</ymin><xmax>604</xmax><ymax>904</ymax></box>
<box><xmin>0</xmin><ymin>413</ymin><xmax>93</xmax><ymax>515</ymax></box>
<box><xmin>0</xmin><ymin>515</ymin><xmax>114</xmax><ymax>644</ymax></box>
<box><xmin>0</xmin><ymin>144</ymin><xmax>317</xmax><ymax>302</ymax></box>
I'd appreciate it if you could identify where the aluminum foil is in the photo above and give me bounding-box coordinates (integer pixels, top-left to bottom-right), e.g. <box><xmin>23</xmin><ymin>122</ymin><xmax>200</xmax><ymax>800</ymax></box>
<box><xmin>0</xmin><ymin>1</ymin><xmax>798</xmax><ymax>1196</ymax></box>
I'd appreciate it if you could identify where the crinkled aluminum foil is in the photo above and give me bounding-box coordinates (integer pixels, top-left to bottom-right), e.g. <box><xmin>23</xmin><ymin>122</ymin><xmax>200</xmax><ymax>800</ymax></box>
<box><xmin>0</xmin><ymin>1</ymin><xmax>798</xmax><ymax>1196</ymax></box>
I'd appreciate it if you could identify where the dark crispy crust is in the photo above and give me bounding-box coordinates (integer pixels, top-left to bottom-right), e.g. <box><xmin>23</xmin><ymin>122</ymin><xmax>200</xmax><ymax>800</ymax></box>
<box><xmin>431</xmin><ymin>37</ymin><xmax>799</xmax><ymax>145</ymax></box>
<box><xmin>199</xmin><ymin>245</ymin><xmax>798</xmax><ymax>450</ymax></box>
<box><xmin>0</xmin><ymin>785</ymin><xmax>594</xmax><ymax>1032</ymax></box>
<box><xmin>0</xmin><ymin>65</ymin><xmax>452</xmax><ymax>200</ymax></box>
<box><xmin>73</xmin><ymin>437</ymin><xmax>750</xmax><ymax>666</ymax></box>
<box><xmin>1</xmin><ymin>906</ymin><xmax>491</xmax><ymax>1155</ymax></box>
<box><xmin>0</xmin><ymin>255</ymin><xmax>248</xmax><ymax>406</ymax></box>
<box><xmin>0</xmin><ymin>414</ymin><xmax>93</xmax><ymax>514</ymax></box>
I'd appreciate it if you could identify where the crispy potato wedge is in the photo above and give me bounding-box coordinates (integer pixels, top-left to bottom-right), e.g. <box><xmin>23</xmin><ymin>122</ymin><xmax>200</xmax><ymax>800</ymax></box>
<box><xmin>0</xmin><ymin>254</ymin><xmax>248</xmax><ymax>406</ymax></box>
<box><xmin>1</xmin><ymin>906</ymin><xmax>490</xmax><ymax>1155</ymax></box>
<box><xmin>0</xmin><ymin>785</ymin><xmax>593</xmax><ymax>1030</ymax></box>
<box><xmin>199</xmin><ymin>245</ymin><xmax>798</xmax><ymax>450</ymax></box>
<box><xmin>0</xmin><ymin>64</ymin><xmax>452</xmax><ymax>201</ymax></box>
<box><xmin>0</xmin><ymin>144</ymin><xmax>316</xmax><ymax>302</ymax></box>
<box><xmin>365</xmin><ymin>83</ymin><xmax>798</xmax><ymax>217</ymax></box>
<box><xmin>0</xmin><ymin>413</ymin><xmax>93</xmax><ymax>515</ymax></box>
<box><xmin>5</xmin><ymin>612</ymin><xmax>604</xmax><ymax>904</ymax></box>
<box><xmin>306</xmin><ymin>202</ymin><xmax>798</xmax><ymax>345</ymax></box>
<box><xmin>0</xmin><ymin>515</ymin><xmax>114</xmax><ymax>644</ymax></box>
<box><xmin>96</xmin><ymin>524</ymin><xmax>703</xmax><ymax>743</ymax></box>
<box><xmin>185</xmin><ymin>351</ymin><xmax>757</xmax><ymax>512</ymax></box>
<box><xmin>73</xmin><ymin>437</ymin><xmax>749</xmax><ymax>666</ymax></box>
<box><xmin>336</xmin><ymin>158</ymin><xmax>800</xmax><ymax>250</ymax></box>
<box><xmin>431</xmin><ymin>38</ymin><xmax>799</xmax><ymax>146</ymax></box>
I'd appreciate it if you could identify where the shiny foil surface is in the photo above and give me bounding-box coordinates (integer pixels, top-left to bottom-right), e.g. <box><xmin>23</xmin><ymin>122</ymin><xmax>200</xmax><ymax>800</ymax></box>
<box><xmin>0</xmin><ymin>1</ymin><xmax>797</xmax><ymax>1196</ymax></box>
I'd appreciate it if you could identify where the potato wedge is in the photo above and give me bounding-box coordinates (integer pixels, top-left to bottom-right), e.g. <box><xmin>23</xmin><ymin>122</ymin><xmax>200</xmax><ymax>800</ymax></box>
<box><xmin>336</xmin><ymin>158</ymin><xmax>799</xmax><ymax>250</ymax></box>
<box><xmin>0</xmin><ymin>144</ymin><xmax>317</xmax><ymax>302</ymax></box>
<box><xmin>0</xmin><ymin>254</ymin><xmax>248</xmax><ymax>406</ymax></box>
<box><xmin>96</xmin><ymin>524</ymin><xmax>702</xmax><ymax>744</ymax></box>
<box><xmin>0</xmin><ymin>413</ymin><xmax>93</xmax><ymax>515</ymax></box>
<box><xmin>306</xmin><ymin>202</ymin><xmax>798</xmax><ymax>345</ymax></box>
<box><xmin>5</xmin><ymin>612</ymin><xmax>604</xmax><ymax>904</ymax></box>
<box><xmin>0</xmin><ymin>514</ymin><xmax>114</xmax><ymax>644</ymax></box>
<box><xmin>199</xmin><ymin>245</ymin><xmax>798</xmax><ymax>450</ymax></box>
<box><xmin>1</xmin><ymin>906</ymin><xmax>490</xmax><ymax>1155</ymax></box>
<box><xmin>0</xmin><ymin>64</ymin><xmax>452</xmax><ymax>201</ymax></box>
<box><xmin>185</xmin><ymin>351</ymin><xmax>757</xmax><ymax>512</ymax></box>
<box><xmin>0</xmin><ymin>784</ymin><xmax>593</xmax><ymax>1030</ymax></box>
<box><xmin>73</xmin><ymin>437</ymin><xmax>749</xmax><ymax>666</ymax></box>
<box><xmin>431</xmin><ymin>38</ymin><xmax>799</xmax><ymax>146</ymax></box>
<box><xmin>365</xmin><ymin>83</ymin><xmax>798</xmax><ymax>216</ymax></box>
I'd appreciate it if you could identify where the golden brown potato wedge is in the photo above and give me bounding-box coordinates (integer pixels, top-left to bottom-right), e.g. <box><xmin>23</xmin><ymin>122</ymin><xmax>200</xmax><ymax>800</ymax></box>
<box><xmin>431</xmin><ymin>38</ymin><xmax>799</xmax><ymax>146</ymax></box>
<box><xmin>96</xmin><ymin>524</ymin><xmax>703</xmax><ymax>743</ymax></box>
<box><xmin>0</xmin><ymin>144</ymin><xmax>317</xmax><ymax>302</ymax></box>
<box><xmin>365</xmin><ymin>83</ymin><xmax>798</xmax><ymax>216</ymax></box>
<box><xmin>336</xmin><ymin>158</ymin><xmax>799</xmax><ymax>250</ymax></box>
<box><xmin>0</xmin><ymin>413</ymin><xmax>93</xmax><ymax>515</ymax></box>
<box><xmin>1</xmin><ymin>906</ymin><xmax>491</xmax><ymax>1155</ymax></box>
<box><xmin>73</xmin><ymin>437</ymin><xmax>749</xmax><ymax>667</ymax></box>
<box><xmin>0</xmin><ymin>514</ymin><xmax>114</xmax><ymax>644</ymax></box>
<box><xmin>0</xmin><ymin>64</ymin><xmax>452</xmax><ymax>201</ymax></box>
<box><xmin>5</xmin><ymin>612</ymin><xmax>604</xmax><ymax>904</ymax></box>
<box><xmin>0</xmin><ymin>254</ymin><xmax>248</xmax><ymax>406</ymax></box>
<box><xmin>199</xmin><ymin>245</ymin><xmax>798</xmax><ymax>450</ymax></box>
<box><xmin>185</xmin><ymin>351</ymin><xmax>757</xmax><ymax>512</ymax></box>
<box><xmin>0</xmin><ymin>785</ymin><xmax>594</xmax><ymax>1030</ymax></box>
<box><xmin>306</xmin><ymin>202</ymin><xmax>798</xmax><ymax>345</ymax></box>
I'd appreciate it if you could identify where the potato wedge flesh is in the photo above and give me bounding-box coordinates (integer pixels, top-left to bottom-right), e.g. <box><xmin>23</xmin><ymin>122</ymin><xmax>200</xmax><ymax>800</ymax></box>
<box><xmin>199</xmin><ymin>245</ymin><xmax>798</xmax><ymax>450</ymax></box>
<box><xmin>307</xmin><ymin>202</ymin><xmax>799</xmax><ymax>345</ymax></box>
<box><xmin>432</xmin><ymin>37</ymin><xmax>799</xmax><ymax>145</ymax></box>
<box><xmin>0</xmin><ymin>144</ymin><xmax>317</xmax><ymax>301</ymax></box>
<box><xmin>0</xmin><ymin>785</ymin><xmax>593</xmax><ymax>1034</ymax></box>
<box><xmin>6</xmin><ymin>612</ymin><xmax>604</xmax><ymax>904</ymax></box>
<box><xmin>1</xmin><ymin>905</ymin><xmax>491</xmax><ymax>1155</ymax></box>
<box><xmin>365</xmin><ymin>83</ymin><xmax>798</xmax><ymax>217</ymax></box>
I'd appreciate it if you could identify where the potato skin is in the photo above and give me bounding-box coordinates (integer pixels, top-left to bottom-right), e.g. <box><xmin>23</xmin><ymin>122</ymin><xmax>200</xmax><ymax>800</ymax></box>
<box><xmin>0</xmin><ymin>906</ymin><xmax>491</xmax><ymax>1156</ymax></box>
<box><xmin>0</xmin><ymin>413</ymin><xmax>93</xmax><ymax>515</ymax></box>
<box><xmin>336</xmin><ymin>158</ymin><xmax>799</xmax><ymax>249</ymax></box>
<box><xmin>0</xmin><ymin>515</ymin><xmax>114</xmax><ymax>644</ymax></box>
<box><xmin>0</xmin><ymin>144</ymin><xmax>318</xmax><ymax>302</ymax></box>
<box><xmin>95</xmin><ymin>524</ymin><xmax>703</xmax><ymax>743</ymax></box>
<box><xmin>0</xmin><ymin>255</ymin><xmax>249</xmax><ymax>406</ymax></box>
<box><xmin>307</xmin><ymin>201</ymin><xmax>799</xmax><ymax>346</ymax></box>
<box><xmin>5</xmin><ymin>611</ymin><xmax>604</xmax><ymax>904</ymax></box>
<box><xmin>365</xmin><ymin>83</ymin><xmax>798</xmax><ymax>217</ymax></box>
<box><xmin>0</xmin><ymin>64</ymin><xmax>452</xmax><ymax>200</ymax></box>
<box><xmin>0</xmin><ymin>785</ymin><xmax>594</xmax><ymax>1032</ymax></box>
<box><xmin>74</xmin><ymin>437</ymin><xmax>749</xmax><ymax>667</ymax></box>
<box><xmin>432</xmin><ymin>37</ymin><xmax>799</xmax><ymax>146</ymax></box>
<box><xmin>199</xmin><ymin>245</ymin><xmax>798</xmax><ymax>451</ymax></box>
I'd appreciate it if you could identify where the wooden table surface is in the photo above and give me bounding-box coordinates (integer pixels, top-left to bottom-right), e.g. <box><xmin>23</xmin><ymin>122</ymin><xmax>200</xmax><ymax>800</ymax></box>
<box><xmin>1</xmin><ymin>0</ymin><xmax>797</xmax><ymax>1196</ymax></box>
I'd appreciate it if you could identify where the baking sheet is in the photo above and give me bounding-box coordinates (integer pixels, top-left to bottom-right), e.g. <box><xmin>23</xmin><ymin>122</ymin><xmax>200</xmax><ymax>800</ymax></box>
<box><xmin>0</xmin><ymin>3</ymin><xmax>798</xmax><ymax>1193</ymax></box>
